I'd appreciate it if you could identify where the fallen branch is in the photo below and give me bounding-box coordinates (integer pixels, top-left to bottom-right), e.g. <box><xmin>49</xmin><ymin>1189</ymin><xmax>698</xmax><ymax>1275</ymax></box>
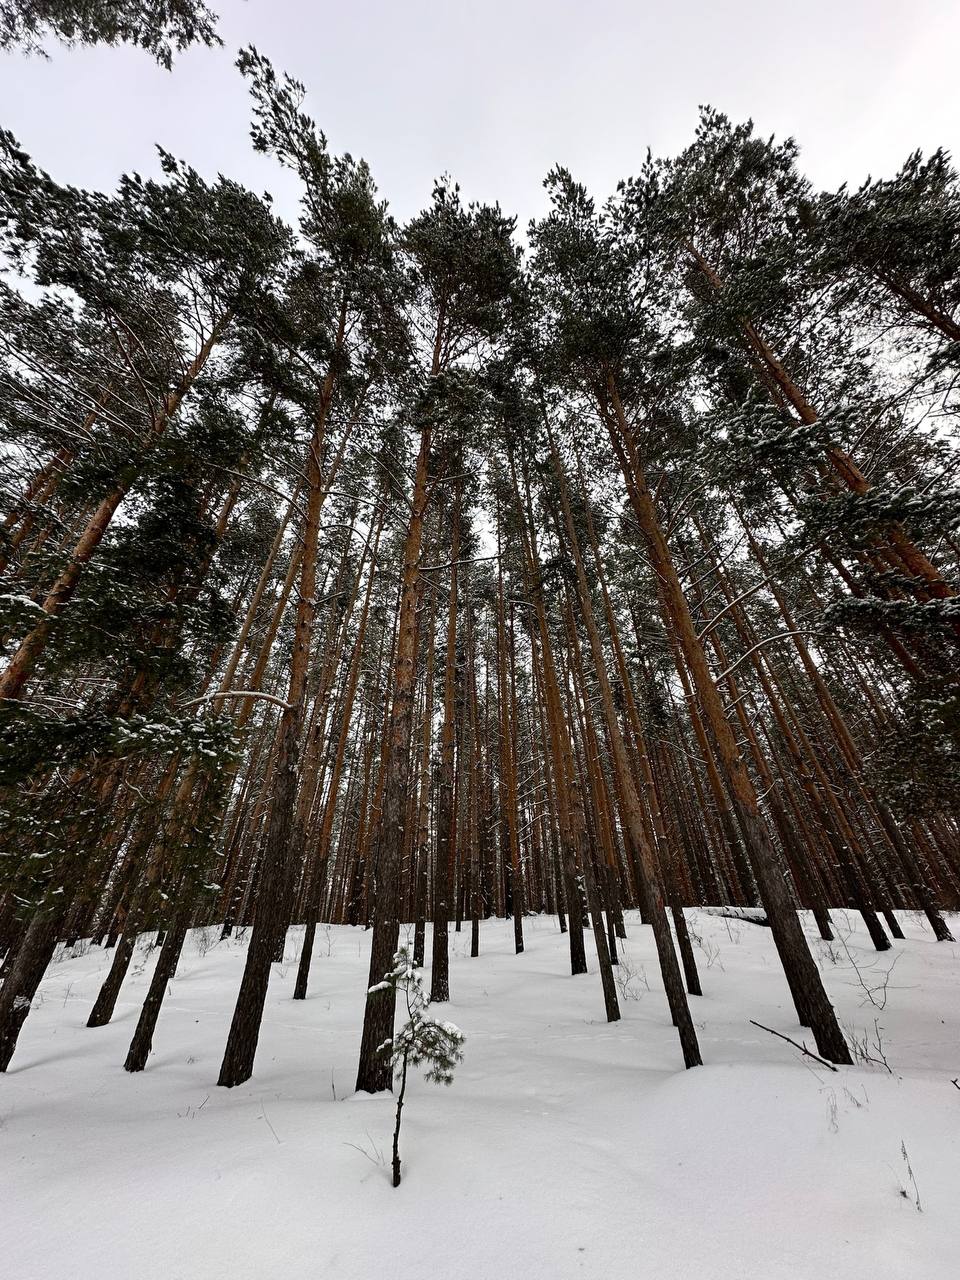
<box><xmin>750</xmin><ymin>1019</ymin><xmax>839</xmax><ymax>1072</ymax></box>
<box><xmin>705</xmin><ymin>907</ymin><xmax>770</xmax><ymax>928</ymax></box>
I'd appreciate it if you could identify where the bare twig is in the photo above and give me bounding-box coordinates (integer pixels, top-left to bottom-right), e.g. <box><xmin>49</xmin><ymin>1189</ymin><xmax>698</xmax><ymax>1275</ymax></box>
<box><xmin>259</xmin><ymin>1100</ymin><xmax>281</xmax><ymax>1145</ymax></box>
<box><xmin>750</xmin><ymin>1019</ymin><xmax>839</xmax><ymax>1071</ymax></box>
<box><xmin>901</xmin><ymin>1140</ymin><xmax>922</xmax><ymax>1212</ymax></box>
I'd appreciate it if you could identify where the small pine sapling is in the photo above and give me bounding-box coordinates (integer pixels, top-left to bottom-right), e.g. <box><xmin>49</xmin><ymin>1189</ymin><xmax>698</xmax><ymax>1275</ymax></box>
<box><xmin>371</xmin><ymin>946</ymin><xmax>465</xmax><ymax>1187</ymax></box>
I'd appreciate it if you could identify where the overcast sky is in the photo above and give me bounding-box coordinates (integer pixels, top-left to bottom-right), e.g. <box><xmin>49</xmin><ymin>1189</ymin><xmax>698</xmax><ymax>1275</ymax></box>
<box><xmin>1</xmin><ymin>0</ymin><xmax>958</xmax><ymax>230</ymax></box>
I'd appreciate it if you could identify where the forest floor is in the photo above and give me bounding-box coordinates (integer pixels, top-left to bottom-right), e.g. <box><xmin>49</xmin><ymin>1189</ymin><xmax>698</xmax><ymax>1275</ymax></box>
<box><xmin>2</xmin><ymin>909</ymin><xmax>958</xmax><ymax>1280</ymax></box>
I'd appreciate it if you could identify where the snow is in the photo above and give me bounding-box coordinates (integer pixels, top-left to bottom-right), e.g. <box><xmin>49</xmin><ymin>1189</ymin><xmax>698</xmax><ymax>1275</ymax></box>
<box><xmin>0</xmin><ymin>593</ymin><xmax>46</xmax><ymax>611</ymax></box>
<box><xmin>2</xmin><ymin>910</ymin><xmax>959</xmax><ymax>1280</ymax></box>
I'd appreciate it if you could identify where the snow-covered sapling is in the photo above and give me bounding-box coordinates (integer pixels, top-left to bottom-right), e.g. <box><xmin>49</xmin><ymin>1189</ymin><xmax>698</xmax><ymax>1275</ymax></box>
<box><xmin>372</xmin><ymin>946</ymin><xmax>465</xmax><ymax>1187</ymax></box>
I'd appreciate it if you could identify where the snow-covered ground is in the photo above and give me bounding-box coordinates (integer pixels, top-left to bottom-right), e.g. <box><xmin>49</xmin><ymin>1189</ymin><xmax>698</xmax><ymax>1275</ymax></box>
<box><xmin>2</xmin><ymin>910</ymin><xmax>958</xmax><ymax>1280</ymax></box>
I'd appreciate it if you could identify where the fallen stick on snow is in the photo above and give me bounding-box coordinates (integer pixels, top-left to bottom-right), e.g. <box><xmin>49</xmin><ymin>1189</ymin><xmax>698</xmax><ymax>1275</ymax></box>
<box><xmin>702</xmin><ymin>907</ymin><xmax>770</xmax><ymax>927</ymax></box>
<box><xmin>749</xmin><ymin>1020</ymin><xmax>839</xmax><ymax>1072</ymax></box>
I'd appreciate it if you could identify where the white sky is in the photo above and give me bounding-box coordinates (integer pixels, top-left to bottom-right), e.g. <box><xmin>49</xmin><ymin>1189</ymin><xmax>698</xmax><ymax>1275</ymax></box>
<box><xmin>0</xmin><ymin>0</ymin><xmax>958</xmax><ymax>229</ymax></box>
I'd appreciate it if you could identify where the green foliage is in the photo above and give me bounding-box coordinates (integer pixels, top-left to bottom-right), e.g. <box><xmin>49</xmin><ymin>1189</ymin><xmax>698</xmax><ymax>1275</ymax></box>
<box><xmin>373</xmin><ymin>946</ymin><xmax>465</xmax><ymax>1086</ymax></box>
<box><xmin>0</xmin><ymin>705</ymin><xmax>239</xmax><ymax>912</ymax></box>
<box><xmin>816</xmin><ymin>149</ymin><xmax>960</xmax><ymax>338</ymax></box>
<box><xmin>0</xmin><ymin>701</ymin><xmax>238</xmax><ymax>790</ymax></box>
<box><xmin>868</xmin><ymin>682</ymin><xmax>960</xmax><ymax>815</ymax></box>
<box><xmin>0</xmin><ymin>0</ymin><xmax>221</xmax><ymax>68</ymax></box>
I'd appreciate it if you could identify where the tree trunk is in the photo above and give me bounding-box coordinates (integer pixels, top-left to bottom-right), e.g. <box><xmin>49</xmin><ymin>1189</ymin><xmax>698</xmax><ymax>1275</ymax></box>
<box><xmin>603</xmin><ymin>373</ymin><xmax>851</xmax><ymax>1064</ymax></box>
<box><xmin>356</xmin><ymin>413</ymin><xmax>433</xmax><ymax>1093</ymax></box>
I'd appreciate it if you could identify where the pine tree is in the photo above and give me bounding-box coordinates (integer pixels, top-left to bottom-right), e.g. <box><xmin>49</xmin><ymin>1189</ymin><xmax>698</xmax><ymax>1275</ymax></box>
<box><xmin>355</xmin><ymin>183</ymin><xmax>518</xmax><ymax>1093</ymax></box>
<box><xmin>372</xmin><ymin>946</ymin><xmax>465</xmax><ymax>1188</ymax></box>
<box><xmin>217</xmin><ymin>50</ymin><xmax>398</xmax><ymax>1088</ymax></box>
